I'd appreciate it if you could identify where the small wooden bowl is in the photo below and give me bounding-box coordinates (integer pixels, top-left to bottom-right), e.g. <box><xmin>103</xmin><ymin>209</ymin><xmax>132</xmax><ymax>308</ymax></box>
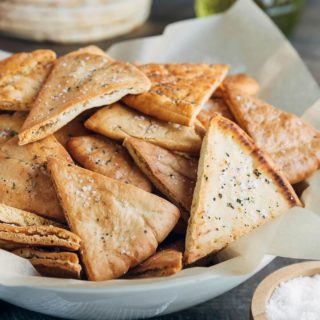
<box><xmin>251</xmin><ymin>261</ymin><xmax>320</xmax><ymax>320</ymax></box>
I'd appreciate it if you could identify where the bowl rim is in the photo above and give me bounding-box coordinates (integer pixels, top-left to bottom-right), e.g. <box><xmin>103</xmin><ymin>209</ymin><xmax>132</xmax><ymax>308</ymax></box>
<box><xmin>0</xmin><ymin>255</ymin><xmax>275</xmax><ymax>294</ymax></box>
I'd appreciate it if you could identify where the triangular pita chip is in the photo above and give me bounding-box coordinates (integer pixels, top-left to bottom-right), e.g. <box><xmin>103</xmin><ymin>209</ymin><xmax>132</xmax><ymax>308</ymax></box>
<box><xmin>214</xmin><ymin>73</ymin><xmax>259</xmax><ymax>98</ymax></box>
<box><xmin>197</xmin><ymin>98</ymin><xmax>234</xmax><ymax>129</ymax></box>
<box><xmin>123</xmin><ymin>63</ymin><xmax>229</xmax><ymax>126</ymax></box>
<box><xmin>0</xmin><ymin>203</ymin><xmax>63</xmax><ymax>228</ymax></box>
<box><xmin>67</xmin><ymin>135</ymin><xmax>152</xmax><ymax>192</ymax></box>
<box><xmin>224</xmin><ymin>89</ymin><xmax>320</xmax><ymax>184</ymax></box>
<box><xmin>85</xmin><ymin>103</ymin><xmax>202</xmax><ymax>155</ymax></box>
<box><xmin>0</xmin><ymin>49</ymin><xmax>56</xmax><ymax>111</ymax></box>
<box><xmin>12</xmin><ymin>248</ymin><xmax>82</xmax><ymax>279</ymax></box>
<box><xmin>185</xmin><ymin>114</ymin><xmax>301</xmax><ymax>264</ymax></box>
<box><xmin>0</xmin><ymin>224</ymin><xmax>80</xmax><ymax>251</ymax></box>
<box><xmin>48</xmin><ymin>158</ymin><xmax>180</xmax><ymax>281</ymax></box>
<box><xmin>123</xmin><ymin>137</ymin><xmax>197</xmax><ymax>212</ymax></box>
<box><xmin>18</xmin><ymin>46</ymin><xmax>151</xmax><ymax>145</ymax></box>
<box><xmin>0</xmin><ymin>112</ymin><xmax>26</xmax><ymax>145</ymax></box>
<box><xmin>0</xmin><ymin>135</ymin><xmax>72</xmax><ymax>222</ymax></box>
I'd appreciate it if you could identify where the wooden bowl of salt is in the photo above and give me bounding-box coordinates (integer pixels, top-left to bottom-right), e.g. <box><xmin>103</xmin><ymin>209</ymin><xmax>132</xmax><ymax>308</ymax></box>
<box><xmin>251</xmin><ymin>261</ymin><xmax>320</xmax><ymax>319</ymax></box>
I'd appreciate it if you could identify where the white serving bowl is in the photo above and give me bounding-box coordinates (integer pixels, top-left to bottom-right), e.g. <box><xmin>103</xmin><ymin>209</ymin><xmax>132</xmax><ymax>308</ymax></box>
<box><xmin>0</xmin><ymin>256</ymin><xmax>274</xmax><ymax>319</ymax></box>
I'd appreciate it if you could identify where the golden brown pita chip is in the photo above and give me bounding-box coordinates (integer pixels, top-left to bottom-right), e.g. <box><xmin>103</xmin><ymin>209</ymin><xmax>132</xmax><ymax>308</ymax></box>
<box><xmin>126</xmin><ymin>249</ymin><xmax>183</xmax><ymax>279</ymax></box>
<box><xmin>48</xmin><ymin>158</ymin><xmax>180</xmax><ymax>281</ymax></box>
<box><xmin>85</xmin><ymin>103</ymin><xmax>202</xmax><ymax>155</ymax></box>
<box><xmin>12</xmin><ymin>248</ymin><xmax>82</xmax><ymax>279</ymax></box>
<box><xmin>123</xmin><ymin>63</ymin><xmax>229</xmax><ymax>126</ymax></box>
<box><xmin>1</xmin><ymin>135</ymin><xmax>72</xmax><ymax>164</ymax></box>
<box><xmin>0</xmin><ymin>112</ymin><xmax>26</xmax><ymax>145</ymax></box>
<box><xmin>197</xmin><ymin>98</ymin><xmax>234</xmax><ymax>129</ymax></box>
<box><xmin>54</xmin><ymin>110</ymin><xmax>93</xmax><ymax>148</ymax></box>
<box><xmin>214</xmin><ymin>73</ymin><xmax>260</xmax><ymax>98</ymax></box>
<box><xmin>0</xmin><ymin>50</ymin><xmax>56</xmax><ymax>111</ymax></box>
<box><xmin>0</xmin><ymin>135</ymin><xmax>72</xmax><ymax>222</ymax></box>
<box><xmin>0</xmin><ymin>224</ymin><xmax>80</xmax><ymax>251</ymax></box>
<box><xmin>185</xmin><ymin>114</ymin><xmax>301</xmax><ymax>265</ymax></box>
<box><xmin>0</xmin><ymin>203</ymin><xmax>63</xmax><ymax>228</ymax></box>
<box><xmin>224</xmin><ymin>90</ymin><xmax>320</xmax><ymax>184</ymax></box>
<box><xmin>18</xmin><ymin>46</ymin><xmax>151</xmax><ymax>145</ymax></box>
<box><xmin>123</xmin><ymin>137</ymin><xmax>197</xmax><ymax>212</ymax></box>
<box><xmin>67</xmin><ymin>135</ymin><xmax>152</xmax><ymax>192</ymax></box>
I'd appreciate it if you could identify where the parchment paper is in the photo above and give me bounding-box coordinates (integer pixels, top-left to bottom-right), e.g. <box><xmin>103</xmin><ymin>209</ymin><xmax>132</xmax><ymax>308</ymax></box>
<box><xmin>0</xmin><ymin>0</ymin><xmax>319</xmax><ymax>287</ymax></box>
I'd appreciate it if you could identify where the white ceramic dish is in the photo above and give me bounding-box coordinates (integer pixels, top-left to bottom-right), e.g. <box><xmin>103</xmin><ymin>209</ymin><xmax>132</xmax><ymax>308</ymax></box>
<box><xmin>0</xmin><ymin>256</ymin><xmax>274</xmax><ymax>320</ymax></box>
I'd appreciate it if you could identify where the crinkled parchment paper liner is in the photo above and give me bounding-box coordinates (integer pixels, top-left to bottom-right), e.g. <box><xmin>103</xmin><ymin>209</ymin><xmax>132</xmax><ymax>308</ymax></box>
<box><xmin>0</xmin><ymin>0</ymin><xmax>319</xmax><ymax>288</ymax></box>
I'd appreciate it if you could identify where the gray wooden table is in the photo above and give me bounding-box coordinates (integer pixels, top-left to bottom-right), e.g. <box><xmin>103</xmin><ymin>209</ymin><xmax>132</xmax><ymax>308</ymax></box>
<box><xmin>0</xmin><ymin>0</ymin><xmax>319</xmax><ymax>319</ymax></box>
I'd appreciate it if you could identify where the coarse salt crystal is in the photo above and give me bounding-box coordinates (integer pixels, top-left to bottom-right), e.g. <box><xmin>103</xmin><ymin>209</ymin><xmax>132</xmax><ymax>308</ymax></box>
<box><xmin>266</xmin><ymin>275</ymin><xmax>320</xmax><ymax>320</ymax></box>
<box><xmin>82</xmin><ymin>185</ymin><xmax>92</xmax><ymax>192</ymax></box>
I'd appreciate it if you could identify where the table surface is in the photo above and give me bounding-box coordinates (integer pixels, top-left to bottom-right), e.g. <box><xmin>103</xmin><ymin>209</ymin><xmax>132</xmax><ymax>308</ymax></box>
<box><xmin>0</xmin><ymin>0</ymin><xmax>319</xmax><ymax>319</ymax></box>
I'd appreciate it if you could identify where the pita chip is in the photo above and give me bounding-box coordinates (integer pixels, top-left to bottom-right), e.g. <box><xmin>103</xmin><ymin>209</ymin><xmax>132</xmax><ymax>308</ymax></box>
<box><xmin>224</xmin><ymin>89</ymin><xmax>320</xmax><ymax>184</ymax></box>
<box><xmin>0</xmin><ymin>50</ymin><xmax>56</xmax><ymax>111</ymax></box>
<box><xmin>85</xmin><ymin>103</ymin><xmax>202</xmax><ymax>155</ymax></box>
<box><xmin>0</xmin><ymin>224</ymin><xmax>80</xmax><ymax>251</ymax></box>
<box><xmin>18</xmin><ymin>46</ymin><xmax>151</xmax><ymax>145</ymax></box>
<box><xmin>197</xmin><ymin>98</ymin><xmax>235</xmax><ymax>129</ymax></box>
<box><xmin>185</xmin><ymin>114</ymin><xmax>301</xmax><ymax>264</ymax></box>
<box><xmin>123</xmin><ymin>137</ymin><xmax>197</xmax><ymax>212</ymax></box>
<box><xmin>127</xmin><ymin>249</ymin><xmax>183</xmax><ymax>279</ymax></box>
<box><xmin>0</xmin><ymin>112</ymin><xmax>26</xmax><ymax>145</ymax></box>
<box><xmin>126</xmin><ymin>239</ymin><xmax>184</xmax><ymax>278</ymax></box>
<box><xmin>214</xmin><ymin>73</ymin><xmax>259</xmax><ymax>98</ymax></box>
<box><xmin>0</xmin><ymin>135</ymin><xmax>72</xmax><ymax>222</ymax></box>
<box><xmin>48</xmin><ymin>158</ymin><xmax>180</xmax><ymax>281</ymax></box>
<box><xmin>0</xmin><ymin>203</ymin><xmax>63</xmax><ymax>228</ymax></box>
<box><xmin>123</xmin><ymin>63</ymin><xmax>229</xmax><ymax>126</ymax></box>
<box><xmin>54</xmin><ymin>110</ymin><xmax>93</xmax><ymax>148</ymax></box>
<box><xmin>67</xmin><ymin>135</ymin><xmax>152</xmax><ymax>192</ymax></box>
<box><xmin>12</xmin><ymin>248</ymin><xmax>82</xmax><ymax>279</ymax></box>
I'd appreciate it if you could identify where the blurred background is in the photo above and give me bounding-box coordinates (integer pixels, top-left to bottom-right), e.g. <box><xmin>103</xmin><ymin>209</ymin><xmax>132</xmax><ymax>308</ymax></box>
<box><xmin>0</xmin><ymin>0</ymin><xmax>318</xmax><ymax>81</ymax></box>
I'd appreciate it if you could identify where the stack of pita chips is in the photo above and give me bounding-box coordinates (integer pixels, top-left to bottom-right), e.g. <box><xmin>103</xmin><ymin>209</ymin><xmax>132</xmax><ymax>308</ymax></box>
<box><xmin>0</xmin><ymin>203</ymin><xmax>82</xmax><ymax>278</ymax></box>
<box><xmin>0</xmin><ymin>0</ymin><xmax>151</xmax><ymax>43</ymax></box>
<box><xmin>0</xmin><ymin>44</ymin><xmax>318</xmax><ymax>281</ymax></box>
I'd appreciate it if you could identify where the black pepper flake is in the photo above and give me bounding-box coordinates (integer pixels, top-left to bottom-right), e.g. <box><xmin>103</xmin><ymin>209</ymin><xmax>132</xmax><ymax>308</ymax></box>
<box><xmin>213</xmin><ymin>197</ymin><xmax>216</xmax><ymax>201</ymax></box>
<box><xmin>215</xmin><ymin>228</ymin><xmax>219</xmax><ymax>231</ymax></box>
<box><xmin>253</xmin><ymin>169</ymin><xmax>261</xmax><ymax>177</ymax></box>
<box><xmin>218</xmin><ymin>193</ymin><xmax>222</xmax><ymax>199</ymax></box>
<box><xmin>236</xmin><ymin>198</ymin><xmax>242</xmax><ymax>204</ymax></box>
<box><xmin>265</xmin><ymin>179</ymin><xmax>270</xmax><ymax>184</ymax></box>
<box><xmin>204</xmin><ymin>175</ymin><xmax>208</xmax><ymax>181</ymax></box>
<box><xmin>225</xmin><ymin>152</ymin><xmax>230</xmax><ymax>157</ymax></box>
<box><xmin>144</xmin><ymin>230</ymin><xmax>147</xmax><ymax>234</ymax></box>
<box><xmin>227</xmin><ymin>202</ymin><xmax>234</xmax><ymax>209</ymax></box>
